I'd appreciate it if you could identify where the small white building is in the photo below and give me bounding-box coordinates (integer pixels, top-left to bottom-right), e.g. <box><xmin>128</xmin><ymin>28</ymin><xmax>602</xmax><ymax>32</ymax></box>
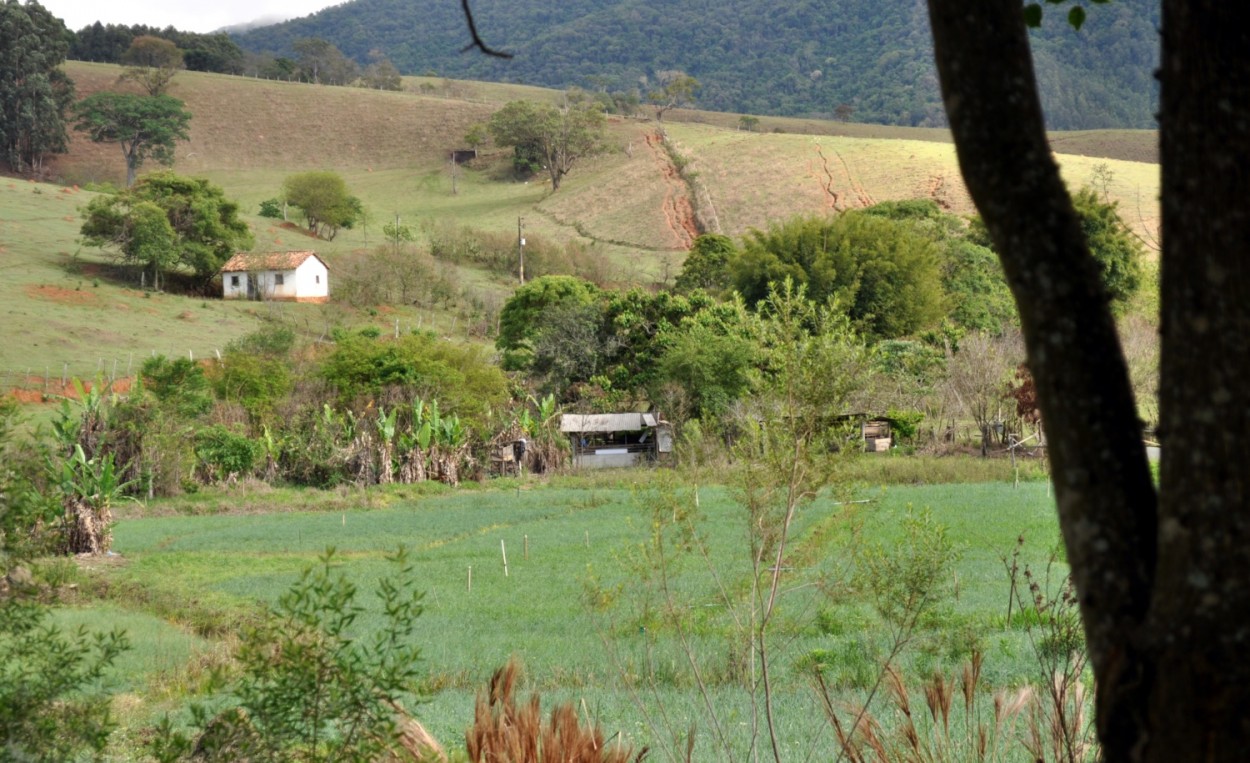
<box><xmin>221</xmin><ymin>251</ymin><xmax>329</xmax><ymax>303</ymax></box>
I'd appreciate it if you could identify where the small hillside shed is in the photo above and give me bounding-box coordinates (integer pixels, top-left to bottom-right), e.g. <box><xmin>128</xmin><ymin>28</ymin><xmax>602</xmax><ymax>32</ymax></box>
<box><xmin>561</xmin><ymin>413</ymin><xmax>672</xmax><ymax>469</ymax></box>
<box><xmin>221</xmin><ymin>251</ymin><xmax>329</xmax><ymax>303</ymax></box>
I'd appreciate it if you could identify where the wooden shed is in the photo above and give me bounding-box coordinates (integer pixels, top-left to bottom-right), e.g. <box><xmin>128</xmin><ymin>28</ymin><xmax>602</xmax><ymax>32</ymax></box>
<box><xmin>561</xmin><ymin>413</ymin><xmax>672</xmax><ymax>469</ymax></box>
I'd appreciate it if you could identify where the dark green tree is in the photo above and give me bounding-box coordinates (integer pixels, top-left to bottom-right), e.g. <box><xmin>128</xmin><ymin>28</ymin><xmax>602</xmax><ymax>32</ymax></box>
<box><xmin>486</xmin><ymin>99</ymin><xmax>606</xmax><ymax>191</ymax></box>
<box><xmin>731</xmin><ymin>212</ymin><xmax>947</xmax><ymax>340</ymax></box>
<box><xmin>72</xmin><ymin>92</ymin><xmax>191</xmax><ymax>187</ymax></box>
<box><xmin>675</xmin><ymin>233</ymin><xmax>737</xmax><ymax>295</ymax></box>
<box><xmin>0</xmin><ymin>0</ymin><xmax>75</xmax><ymax>174</ymax></box>
<box><xmin>1070</xmin><ymin>185</ymin><xmax>1144</xmax><ymax>312</ymax></box>
<box><xmin>80</xmin><ymin>171</ymin><xmax>254</xmax><ymax>285</ymax></box>
<box><xmin>282</xmin><ymin>170</ymin><xmax>361</xmax><ymax>240</ymax></box>
<box><xmin>496</xmin><ymin>275</ymin><xmax>601</xmax><ymax>370</ymax></box>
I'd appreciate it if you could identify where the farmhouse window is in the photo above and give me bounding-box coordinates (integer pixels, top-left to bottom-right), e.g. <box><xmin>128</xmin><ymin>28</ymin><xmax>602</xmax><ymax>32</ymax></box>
<box><xmin>230</xmin><ymin>275</ymin><xmax>239</xmax><ymax>287</ymax></box>
<box><xmin>316</xmin><ymin>275</ymin><xmax>321</xmax><ymax>284</ymax></box>
<box><xmin>275</xmin><ymin>274</ymin><xmax>285</xmax><ymax>285</ymax></box>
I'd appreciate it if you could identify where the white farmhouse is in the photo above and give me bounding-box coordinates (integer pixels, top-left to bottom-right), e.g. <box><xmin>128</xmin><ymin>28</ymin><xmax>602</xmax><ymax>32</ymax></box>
<box><xmin>221</xmin><ymin>251</ymin><xmax>329</xmax><ymax>303</ymax></box>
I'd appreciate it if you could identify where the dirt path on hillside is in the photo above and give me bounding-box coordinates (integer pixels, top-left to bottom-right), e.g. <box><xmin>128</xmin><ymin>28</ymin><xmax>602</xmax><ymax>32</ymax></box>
<box><xmin>644</xmin><ymin>131</ymin><xmax>699</xmax><ymax>250</ymax></box>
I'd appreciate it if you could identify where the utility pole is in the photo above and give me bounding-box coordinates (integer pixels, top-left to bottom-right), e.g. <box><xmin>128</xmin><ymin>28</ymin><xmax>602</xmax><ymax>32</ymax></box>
<box><xmin>517</xmin><ymin>216</ymin><xmax>526</xmax><ymax>285</ymax></box>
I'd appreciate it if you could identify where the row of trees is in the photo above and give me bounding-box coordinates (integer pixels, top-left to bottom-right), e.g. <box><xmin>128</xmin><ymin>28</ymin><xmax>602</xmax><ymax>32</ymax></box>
<box><xmin>1</xmin><ymin>3</ymin><xmax>196</xmax><ymax>184</ymax></box>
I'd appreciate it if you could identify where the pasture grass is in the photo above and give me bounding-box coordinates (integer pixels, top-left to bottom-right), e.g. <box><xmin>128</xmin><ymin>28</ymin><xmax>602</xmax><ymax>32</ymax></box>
<box><xmin>76</xmin><ymin>469</ymin><xmax>1068</xmax><ymax>757</ymax></box>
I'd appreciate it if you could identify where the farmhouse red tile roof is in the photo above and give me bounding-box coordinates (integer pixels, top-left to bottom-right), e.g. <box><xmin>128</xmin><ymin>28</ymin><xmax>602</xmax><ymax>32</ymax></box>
<box><xmin>221</xmin><ymin>251</ymin><xmax>322</xmax><ymax>272</ymax></box>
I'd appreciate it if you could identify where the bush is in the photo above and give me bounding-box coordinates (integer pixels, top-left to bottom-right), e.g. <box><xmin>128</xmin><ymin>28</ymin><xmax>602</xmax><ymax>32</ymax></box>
<box><xmin>152</xmin><ymin>548</ymin><xmax>426</xmax><ymax>763</ymax></box>
<box><xmin>0</xmin><ymin>598</ymin><xmax>129</xmax><ymax>762</ymax></box>
<box><xmin>193</xmin><ymin>425</ymin><xmax>260</xmax><ymax>482</ymax></box>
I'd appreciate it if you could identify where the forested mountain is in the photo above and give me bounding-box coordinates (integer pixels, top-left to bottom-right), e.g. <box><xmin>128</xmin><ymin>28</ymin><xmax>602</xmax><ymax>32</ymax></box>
<box><xmin>231</xmin><ymin>0</ymin><xmax>1159</xmax><ymax>129</ymax></box>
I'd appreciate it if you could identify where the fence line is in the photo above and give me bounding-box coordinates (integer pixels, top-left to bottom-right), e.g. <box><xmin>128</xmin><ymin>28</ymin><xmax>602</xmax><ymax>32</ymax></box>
<box><xmin>0</xmin><ymin>350</ymin><xmax>221</xmax><ymax>398</ymax></box>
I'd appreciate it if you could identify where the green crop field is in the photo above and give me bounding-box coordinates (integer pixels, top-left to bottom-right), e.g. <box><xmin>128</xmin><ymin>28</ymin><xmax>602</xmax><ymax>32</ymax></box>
<box><xmin>63</xmin><ymin>472</ymin><xmax>1066</xmax><ymax>759</ymax></box>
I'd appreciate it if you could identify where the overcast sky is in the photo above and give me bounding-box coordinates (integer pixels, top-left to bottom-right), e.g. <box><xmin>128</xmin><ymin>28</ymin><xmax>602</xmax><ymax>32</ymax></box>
<box><xmin>39</xmin><ymin>0</ymin><xmax>342</xmax><ymax>34</ymax></box>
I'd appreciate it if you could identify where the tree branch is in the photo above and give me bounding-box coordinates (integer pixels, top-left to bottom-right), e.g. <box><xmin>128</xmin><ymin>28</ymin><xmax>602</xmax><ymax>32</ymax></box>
<box><xmin>459</xmin><ymin>0</ymin><xmax>513</xmax><ymax>59</ymax></box>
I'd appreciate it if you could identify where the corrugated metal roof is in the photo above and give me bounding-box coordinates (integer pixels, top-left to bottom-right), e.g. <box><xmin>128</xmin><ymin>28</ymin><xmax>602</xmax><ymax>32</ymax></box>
<box><xmin>221</xmin><ymin>251</ymin><xmax>323</xmax><ymax>272</ymax></box>
<box><xmin>560</xmin><ymin>413</ymin><xmax>650</xmax><ymax>433</ymax></box>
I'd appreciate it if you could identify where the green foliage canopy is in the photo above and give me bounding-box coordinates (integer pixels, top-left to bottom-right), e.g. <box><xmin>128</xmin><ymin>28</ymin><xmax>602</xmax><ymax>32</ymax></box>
<box><xmin>731</xmin><ymin>211</ymin><xmax>947</xmax><ymax>340</ymax></box>
<box><xmin>496</xmin><ymin>275</ymin><xmax>601</xmax><ymax>370</ymax></box>
<box><xmin>72</xmin><ymin>92</ymin><xmax>192</xmax><ymax>187</ymax></box>
<box><xmin>282</xmin><ymin>170</ymin><xmax>362</xmax><ymax>240</ymax></box>
<box><xmin>80</xmin><ymin>171</ymin><xmax>254</xmax><ymax>283</ymax></box>
<box><xmin>486</xmin><ymin>99</ymin><xmax>606</xmax><ymax>190</ymax></box>
<box><xmin>675</xmin><ymin>233</ymin><xmax>737</xmax><ymax>295</ymax></box>
<box><xmin>1070</xmin><ymin>186</ymin><xmax>1145</xmax><ymax>311</ymax></box>
<box><xmin>0</xmin><ymin>0</ymin><xmax>74</xmax><ymax>174</ymax></box>
<box><xmin>320</xmin><ymin>331</ymin><xmax>509</xmax><ymax>428</ymax></box>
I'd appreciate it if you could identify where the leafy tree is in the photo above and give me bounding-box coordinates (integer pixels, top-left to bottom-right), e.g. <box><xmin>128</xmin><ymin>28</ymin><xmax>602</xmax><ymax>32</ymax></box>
<box><xmin>675</xmin><ymin>233</ymin><xmax>737</xmax><ymax>295</ymax></box>
<box><xmin>731</xmin><ymin>212</ymin><xmax>947</xmax><ymax>340</ymax></box>
<box><xmin>0</xmin><ymin>0</ymin><xmax>75</xmax><ymax>174</ymax></box>
<box><xmin>292</xmin><ymin>37</ymin><xmax>358</xmax><ymax>85</ymax></box>
<box><xmin>1070</xmin><ymin>185</ymin><xmax>1144</xmax><ymax>312</ymax></box>
<box><xmin>496</xmin><ymin>275</ymin><xmax>601</xmax><ymax>370</ymax></box>
<box><xmin>648</xmin><ymin>70</ymin><xmax>700</xmax><ymax>121</ymax></box>
<box><xmin>486</xmin><ymin>99</ymin><xmax>606</xmax><ymax>191</ymax></box>
<box><xmin>464</xmin><ymin>122</ymin><xmax>487</xmax><ymax>151</ymax></box>
<box><xmin>140</xmin><ymin>355</ymin><xmax>212</xmax><ymax>418</ymax></box>
<box><xmin>0</xmin><ymin>596</ymin><xmax>130</xmax><ymax>762</ymax></box>
<box><xmin>654</xmin><ymin>301</ymin><xmax>759</xmax><ymax>419</ymax></box>
<box><xmin>738</xmin><ymin>114</ymin><xmax>760</xmax><ymax>132</ymax></box>
<box><xmin>864</xmin><ymin>199</ymin><xmax>1016</xmax><ymax>333</ymax></box>
<box><xmin>927</xmin><ymin>1</ymin><xmax>1244</xmax><ymax>757</ymax></box>
<box><xmin>320</xmin><ymin>332</ymin><xmax>508</xmax><ymax>428</ymax></box>
<box><xmin>529</xmin><ymin>300</ymin><xmax>616</xmax><ymax>397</ymax></box>
<box><xmin>282</xmin><ymin>170</ymin><xmax>362</xmax><ymax>240</ymax></box>
<box><xmin>359</xmin><ymin>51</ymin><xmax>402</xmax><ymax>90</ymax></box>
<box><xmin>80</xmin><ymin>171</ymin><xmax>254</xmax><ymax>285</ymax></box>
<box><xmin>72</xmin><ymin>92</ymin><xmax>191</xmax><ymax>187</ymax></box>
<box><xmin>119</xmin><ymin>35</ymin><xmax>184</xmax><ymax>96</ymax></box>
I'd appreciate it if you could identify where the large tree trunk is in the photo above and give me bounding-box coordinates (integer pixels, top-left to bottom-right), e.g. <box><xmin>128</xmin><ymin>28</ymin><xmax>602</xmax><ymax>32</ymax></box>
<box><xmin>928</xmin><ymin>1</ymin><xmax>1250</xmax><ymax>759</ymax></box>
<box><xmin>1148</xmin><ymin>2</ymin><xmax>1250</xmax><ymax>757</ymax></box>
<box><xmin>926</xmin><ymin>1</ymin><xmax>1151</xmax><ymax>759</ymax></box>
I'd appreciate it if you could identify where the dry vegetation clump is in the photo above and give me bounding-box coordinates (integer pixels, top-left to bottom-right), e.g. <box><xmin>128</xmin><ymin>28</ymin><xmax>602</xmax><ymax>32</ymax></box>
<box><xmin>466</xmin><ymin>660</ymin><xmax>646</xmax><ymax>763</ymax></box>
<box><xmin>824</xmin><ymin>649</ymin><xmax>1095</xmax><ymax>763</ymax></box>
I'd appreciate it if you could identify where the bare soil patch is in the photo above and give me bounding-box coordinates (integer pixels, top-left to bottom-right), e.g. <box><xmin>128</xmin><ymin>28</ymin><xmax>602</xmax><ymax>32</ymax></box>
<box><xmin>25</xmin><ymin>284</ymin><xmax>101</xmax><ymax>306</ymax></box>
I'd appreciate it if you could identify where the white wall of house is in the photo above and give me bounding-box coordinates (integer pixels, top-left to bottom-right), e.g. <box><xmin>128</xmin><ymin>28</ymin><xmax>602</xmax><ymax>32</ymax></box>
<box><xmin>293</xmin><ymin>258</ymin><xmax>329</xmax><ymax>301</ymax></box>
<box><xmin>222</xmin><ymin>258</ymin><xmax>328</xmax><ymax>302</ymax></box>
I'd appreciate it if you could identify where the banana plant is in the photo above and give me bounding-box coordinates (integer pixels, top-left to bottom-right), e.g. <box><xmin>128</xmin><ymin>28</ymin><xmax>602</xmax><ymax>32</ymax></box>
<box><xmin>375</xmin><ymin>406</ymin><xmax>398</xmax><ymax>484</ymax></box>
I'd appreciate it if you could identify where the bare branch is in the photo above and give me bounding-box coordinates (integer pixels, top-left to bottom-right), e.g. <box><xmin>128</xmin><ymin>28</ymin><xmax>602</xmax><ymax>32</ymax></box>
<box><xmin>459</xmin><ymin>0</ymin><xmax>513</xmax><ymax>59</ymax></box>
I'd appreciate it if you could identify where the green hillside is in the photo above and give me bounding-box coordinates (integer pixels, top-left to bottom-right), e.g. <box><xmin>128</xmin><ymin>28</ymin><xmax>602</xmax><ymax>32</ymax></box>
<box><xmin>231</xmin><ymin>0</ymin><xmax>1159</xmax><ymax>130</ymax></box>
<box><xmin>1</xmin><ymin>61</ymin><xmax>1157</xmax><ymax>391</ymax></box>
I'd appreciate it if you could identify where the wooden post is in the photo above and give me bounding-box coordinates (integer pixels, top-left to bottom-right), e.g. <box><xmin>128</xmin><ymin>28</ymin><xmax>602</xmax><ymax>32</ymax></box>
<box><xmin>524</xmin><ymin>534</ymin><xmax>529</xmax><ymax>560</ymax></box>
<box><xmin>585</xmin><ymin>530</ymin><xmax>590</xmax><ymax>549</ymax></box>
<box><xmin>467</xmin><ymin>565</ymin><xmax>472</xmax><ymax>593</ymax></box>
<box><xmin>501</xmin><ymin>540</ymin><xmax>509</xmax><ymax>577</ymax></box>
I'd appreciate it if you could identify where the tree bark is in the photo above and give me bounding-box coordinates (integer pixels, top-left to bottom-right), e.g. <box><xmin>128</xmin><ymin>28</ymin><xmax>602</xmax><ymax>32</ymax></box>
<box><xmin>1147</xmin><ymin>2</ymin><xmax>1250</xmax><ymax>758</ymax></box>
<box><xmin>926</xmin><ymin>2</ymin><xmax>1158</xmax><ymax>759</ymax></box>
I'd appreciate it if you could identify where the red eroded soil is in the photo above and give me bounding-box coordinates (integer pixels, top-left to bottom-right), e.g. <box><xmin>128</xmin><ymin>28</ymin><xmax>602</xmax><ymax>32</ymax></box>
<box><xmin>645</xmin><ymin>131</ymin><xmax>699</xmax><ymax>249</ymax></box>
<box><xmin>24</xmin><ymin>284</ymin><xmax>101</xmax><ymax>305</ymax></box>
<box><xmin>5</xmin><ymin>376</ymin><xmax>133</xmax><ymax>405</ymax></box>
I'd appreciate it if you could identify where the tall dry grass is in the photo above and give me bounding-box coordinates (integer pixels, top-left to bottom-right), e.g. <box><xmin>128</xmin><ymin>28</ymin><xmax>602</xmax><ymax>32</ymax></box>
<box><xmin>466</xmin><ymin>660</ymin><xmax>646</xmax><ymax>763</ymax></box>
